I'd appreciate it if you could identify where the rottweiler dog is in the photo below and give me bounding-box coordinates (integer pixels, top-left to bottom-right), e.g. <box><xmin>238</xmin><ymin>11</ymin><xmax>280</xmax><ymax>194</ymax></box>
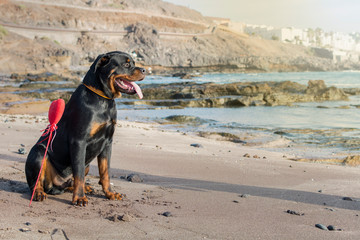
<box><xmin>25</xmin><ymin>51</ymin><xmax>145</xmax><ymax>206</ymax></box>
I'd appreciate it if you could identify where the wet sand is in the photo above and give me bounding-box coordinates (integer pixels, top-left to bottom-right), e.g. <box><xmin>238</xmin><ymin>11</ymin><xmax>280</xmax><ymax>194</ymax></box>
<box><xmin>0</xmin><ymin>113</ymin><xmax>360</xmax><ymax>239</ymax></box>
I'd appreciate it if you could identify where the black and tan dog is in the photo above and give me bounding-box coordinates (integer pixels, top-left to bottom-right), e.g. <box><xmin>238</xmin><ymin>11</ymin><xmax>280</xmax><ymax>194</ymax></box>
<box><xmin>25</xmin><ymin>51</ymin><xmax>145</xmax><ymax>206</ymax></box>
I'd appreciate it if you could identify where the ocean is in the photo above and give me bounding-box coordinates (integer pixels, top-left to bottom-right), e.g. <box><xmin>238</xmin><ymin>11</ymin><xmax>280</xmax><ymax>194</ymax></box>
<box><xmin>116</xmin><ymin>71</ymin><xmax>360</xmax><ymax>159</ymax></box>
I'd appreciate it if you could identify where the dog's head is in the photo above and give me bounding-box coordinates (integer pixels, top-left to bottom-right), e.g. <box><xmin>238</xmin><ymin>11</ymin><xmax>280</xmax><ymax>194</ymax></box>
<box><xmin>84</xmin><ymin>51</ymin><xmax>145</xmax><ymax>99</ymax></box>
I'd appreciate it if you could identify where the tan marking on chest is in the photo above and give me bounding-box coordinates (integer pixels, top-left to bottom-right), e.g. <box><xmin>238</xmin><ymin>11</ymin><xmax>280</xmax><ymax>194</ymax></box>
<box><xmin>90</xmin><ymin>122</ymin><xmax>107</xmax><ymax>137</ymax></box>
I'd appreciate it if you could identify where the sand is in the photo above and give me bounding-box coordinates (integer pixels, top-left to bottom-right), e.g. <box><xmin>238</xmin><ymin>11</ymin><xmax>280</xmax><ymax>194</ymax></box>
<box><xmin>0</xmin><ymin>113</ymin><xmax>360</xmax><ymax>239</ymax></box>
<box><xmin>0</xmin><ymin>93</ymin><xmax>51</xmax><ymax>115</ymax></box>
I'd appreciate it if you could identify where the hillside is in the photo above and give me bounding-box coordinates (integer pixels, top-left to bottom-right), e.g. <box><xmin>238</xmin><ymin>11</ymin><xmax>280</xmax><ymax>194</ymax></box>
<box><xmin>0</xmin><ymin>0</ymin><xmax>358</xmax><ymax>74</ymax></box>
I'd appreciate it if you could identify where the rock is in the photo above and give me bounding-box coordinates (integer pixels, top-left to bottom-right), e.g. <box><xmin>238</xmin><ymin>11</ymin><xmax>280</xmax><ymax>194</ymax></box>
<box><xmin>172</xmin><ymin>93</ymin><xmax>195</xmax><ymax>99</ymax></box>
<box><xmin>243</xmin><ymin>153</ymin><xmax>250</xmax><ymax>158</ymax></box>
<box><xmin>19</xmin><ymin>228</ymin><xmax>31</xmax><ymax>232</ymax></box>
<box><xmin>275</xmin><ymin>81</ymin><xmax>307</xmax><ymax>93</ymax></box>
<box><xmin>286</xmin><ymin>210</ymin><xmax>304</xmax><ymax>216</ymax></box>
<box><xmin>127</xmin><ymin>174</ymin><xmax>142</xmax><ymax>183</ymax></box>
<box><xmin>10</xmin><ymin>73</ymin><xmax>20</xmax><ymax>79</ymax></box>
<box><xmin>107</xmin><ymin>214</ymin><xmax>136</xmax><ymax>222</ymax></box>
<box><xmin>325</xmin><ymin>208</ymin><xmax>335</xmax><ymax>212</ymax></box>
<box><xmin>274</xmin><ymin>131</ymin><xmax>288</xmax><ymax>136</ymax></box>
<box><xmin>342</xmin><ymin>197</ymin><xmax>353</xmax><ymax>201</ymax></box>
<box><xmin>338</xmin><ymin>105</ymin><xmax>350</xmax><ymax>109</ymax></box>
<box><xmin>342</xmin><ymin>155</ymin><xmax>360</xmax><ymax>167</ymax></box>
<box><xmin>172</xmin><ymin>73</ymin><xmax>199</xmax><ymax>79</ymax></box>
<box><xmin>315</xmin><ymin>224</ymin><xmax>328</xmax><ymax>230</ymax></box>
<box><xmin>240</xmin><ymin>194</ymin><xmax>249</xmax><ymax>198</ymax></box>
<box><xmin>108</xmin><ymin>214</ymin><xmax>121</xmax><ymax>222</ymax></box>
<box><xmin>344</xmin><ymin>88</ymin><xmax>360</xmax><ymax>95</ymax></box>
<box><xmin>121</xmin><ymin>213</ymin><xmax>136</xmax><ymax>222</ymax></box>
<box><xmin>18</xmin><ymin>148</ymin><xmax>27</xmax><ymax>155</ymax></box>
<box><xmin>125</xmin><ymin>22</ymin><xmax>159</xmax><ymax>49</ymax></box>
<box><xmin>198</xmin><ymin>131</ymin><xmax>245</xmax><ymax>143</ymax></box>
<box><xmin>263</xmin><ymin>92</ymin><xmax>297</xmax><ymax>106</ymax></box>
<box><xmin>165</xmin><ymin>115</ymin><xmax>205</xmax><ymax>124</ymax></box>
<box><xmin>161</xmin><ymin>211</ymin><xmax>172</xmax><ymax>217</ymax></box>
<box><xmin>318</xmin><ymin>87</ymin><xmax>348</xmax><ymax>101</ymax></box>
<box><xmin>190</xmin><ymin>143</ymin><xmax>203</xmax><ymax>148</ymax></box>
<box><xmin>25</xmin><ymin>72</ymin><xmax>61</xmax><ymax>82</ymax></box>
<box><xmin>306</xmin><ymin>80</ymin><xmax>348</xmax><ymax>101</ymax></box>
<box><xmin>307</xmin><ymin>80</ymin><xmax>327</xmax><ymax>93</ymax></box>
<box><xmin>327</xmin><ymin>225</ymin><xmax>336</xmax><ymax>231</ymax></box>
<box><xmin>241</xmin><ymin>83</ymin><xmax>272</xmax><ymax>95</ymax></box>
<box><xmin>123</xmin><ymin>80</ymin><xmax>349</xmax><ymax>109</ymax></box>
<box><xmin>224</xmin><ymin>97</ymin><xmax>249</xmax><ymax>107</ymax></box>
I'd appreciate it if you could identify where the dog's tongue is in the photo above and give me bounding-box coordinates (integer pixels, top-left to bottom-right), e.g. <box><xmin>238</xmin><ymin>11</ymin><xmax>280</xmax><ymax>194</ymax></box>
<box><xmin>129</xmin><ymin>81</ymin><xmax>143</xmax><ymax>99</ymax></box>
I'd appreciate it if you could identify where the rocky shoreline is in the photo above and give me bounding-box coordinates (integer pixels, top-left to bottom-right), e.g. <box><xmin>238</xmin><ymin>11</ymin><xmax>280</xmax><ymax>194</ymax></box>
<box><xmin>122</xmin><ymin>79</ymin><xmax>350</xmax><ymax>108</ymax></box>
<box><xmin>1</xmin><ymin>71</ymin><xmax>358</xmax><ymax>114</ymax></box>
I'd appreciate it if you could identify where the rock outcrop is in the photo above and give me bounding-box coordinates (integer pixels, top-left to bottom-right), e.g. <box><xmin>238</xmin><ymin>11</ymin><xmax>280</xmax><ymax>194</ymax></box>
<box><xmin>122</xmin><ymin>80</ymin><xmax>349</xmax><ymax>108</ymax></box>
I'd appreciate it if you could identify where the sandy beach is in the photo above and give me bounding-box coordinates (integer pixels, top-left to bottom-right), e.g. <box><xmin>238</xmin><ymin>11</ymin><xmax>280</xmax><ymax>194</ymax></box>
<box><xmin>0</xmin><ymin>112</ymin><xmax>360</xmax><ymax>239</ymax></box>
<box><xmin>1</xmin><ymin>0</ymin><xmax>360</xmax><ymax>238</ymax></box>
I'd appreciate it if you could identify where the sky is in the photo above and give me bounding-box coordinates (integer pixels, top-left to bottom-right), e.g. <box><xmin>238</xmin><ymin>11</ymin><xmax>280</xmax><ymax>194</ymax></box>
<box><xmin>165</xmin><ymin>0</ymin><xmax>359</xmax><ymax>33</ymax></box>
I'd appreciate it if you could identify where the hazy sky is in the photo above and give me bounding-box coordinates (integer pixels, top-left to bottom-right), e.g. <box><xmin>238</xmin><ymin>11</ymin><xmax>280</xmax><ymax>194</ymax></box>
<box><xmin>165</xmin><ymin>0</ymin><xmax>359</xmax><ymax>33</ymax></box>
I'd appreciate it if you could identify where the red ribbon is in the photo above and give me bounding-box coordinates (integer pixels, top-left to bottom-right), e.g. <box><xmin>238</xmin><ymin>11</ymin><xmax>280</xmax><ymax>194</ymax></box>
<box><xmin>37</xmin><ymin>124</ymin><xmax>58</xmax><ymax>151</ymax></box>
<box><xmin>29</xmin><ymin>99</ymin><xmax>65</xmax><ymax>207</ymax></box>
<box><xmin>29</xmin><ymin>126</ymin><xmax>56</xmax><ymax>206</ymax></box>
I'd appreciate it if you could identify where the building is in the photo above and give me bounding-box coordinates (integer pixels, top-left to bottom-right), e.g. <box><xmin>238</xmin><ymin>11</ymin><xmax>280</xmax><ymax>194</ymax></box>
<box><xmin>235</xmin><ymin>22</ymin><xmax>360</xmax><ymax>63</ymax></box>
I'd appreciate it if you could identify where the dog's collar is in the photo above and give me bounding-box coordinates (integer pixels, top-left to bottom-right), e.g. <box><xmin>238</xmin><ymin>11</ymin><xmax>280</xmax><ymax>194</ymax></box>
<box><xmin>82</xmin><ymin>83</ymin><xmax>113</xmax><ymax>100</ymax></box>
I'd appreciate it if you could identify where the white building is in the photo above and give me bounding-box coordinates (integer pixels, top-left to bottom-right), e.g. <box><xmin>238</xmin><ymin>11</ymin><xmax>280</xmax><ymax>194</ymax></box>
<box><xmin>244</xmin><ymin>24</ymin><xmax>278</xmax><ymax>40</ymax></box>
<box><xmin>244</xmin><ymin>25</ymin><xmax>308</xmax><ymax>45</ymax></box>
<box><xmin>280</xmin><ymin>28</ymin><xmax>304</xmax><ymax>43</ymax></box>
<box><xmin>331</xmin><ymin>32</ymin><xmax>356</xmax><ymax>51</ymax></box>
<box><xmin>237</xmin><ymin>22</ymin><xmax>360</xmax><ymax>62</ymax></box>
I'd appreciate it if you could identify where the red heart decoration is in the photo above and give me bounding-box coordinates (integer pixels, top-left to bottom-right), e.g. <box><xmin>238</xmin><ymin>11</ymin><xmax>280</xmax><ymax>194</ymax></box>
<box><xmin>48</xmin><ymin>99</ymin><xmax>65</xmax><ymax>125</ymax></box>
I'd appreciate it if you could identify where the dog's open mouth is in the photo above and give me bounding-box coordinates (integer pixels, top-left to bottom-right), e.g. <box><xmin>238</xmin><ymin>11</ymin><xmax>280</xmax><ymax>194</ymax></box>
<box><xmin>114</xmin><ymin>78</ymin><xmax>143</xmax><ymax>99</ymax></box>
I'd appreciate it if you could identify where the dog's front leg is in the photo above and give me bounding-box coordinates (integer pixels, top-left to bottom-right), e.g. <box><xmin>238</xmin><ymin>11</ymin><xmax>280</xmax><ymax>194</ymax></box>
<box><xmin>70</xmin><ymin>141</ymin><xmax>88</xmax><ymax>206</ymax></box>
<box><xmin>97</xmin><ymin>146</ymin><xmax>122</xmax><ymax>200</ymax></box>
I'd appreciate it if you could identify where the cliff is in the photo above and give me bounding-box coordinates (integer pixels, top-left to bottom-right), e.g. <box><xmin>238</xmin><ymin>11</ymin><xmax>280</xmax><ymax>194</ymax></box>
<box><xmin>0</xmin><ymin>0</ymin><xmax>359</xmax><ymax>74</ymax></box>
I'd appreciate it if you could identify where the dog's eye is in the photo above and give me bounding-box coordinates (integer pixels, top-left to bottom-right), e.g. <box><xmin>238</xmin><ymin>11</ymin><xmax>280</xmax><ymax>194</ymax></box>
<box><xmin>123</xmin><ymin>63</ymin><xmax>130</xmax><ymax>68</ymax></box>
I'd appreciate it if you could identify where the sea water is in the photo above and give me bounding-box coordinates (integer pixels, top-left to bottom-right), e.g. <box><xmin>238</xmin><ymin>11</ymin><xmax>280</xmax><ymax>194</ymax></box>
<box><xmin>116</xmin><ymin>71</ymin><xmax>360</xmax><ymax>158</ymax></box>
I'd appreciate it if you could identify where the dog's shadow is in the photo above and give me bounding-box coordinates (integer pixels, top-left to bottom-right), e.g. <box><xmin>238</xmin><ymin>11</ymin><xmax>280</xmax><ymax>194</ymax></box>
<box><xmin>0</xmin><ymin>177</ymin><xmax>30</xmax><ymax>200</ymax></box>
<box><xmin>0</xmin><ymin>154</ymin><xmax>121</xmax><ymax>206</ymax></box>
<box><xmin>0</xmin><ymin>177</ymin><xmax>108</xmax><ymax>206</ymax></box>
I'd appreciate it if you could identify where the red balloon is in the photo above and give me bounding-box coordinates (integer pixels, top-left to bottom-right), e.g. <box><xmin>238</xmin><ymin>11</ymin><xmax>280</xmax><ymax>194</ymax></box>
<box><xmin>48</xmin><ymin>99</ymin><xmax>65</xmax><ymax>125</ymax></box>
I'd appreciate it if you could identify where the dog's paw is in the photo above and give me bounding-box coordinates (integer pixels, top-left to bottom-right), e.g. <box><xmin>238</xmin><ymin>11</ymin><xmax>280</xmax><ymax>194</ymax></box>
<box><xmin>65</xmin><ymin>186</ymin><xmax>74</xmax><ymax>193</ymax></box>
<box><xmin>34</xmin><ymin>190</ymin><xmax>47</xmax><ymax>201</ymax></box>
<box><xmin>72</xmin><ymin>196</ymin><xmax>88</xmax><ymax>206</ymax></box>
<box><xmin>85</xmin><ymin>185</ymin><xmax>94</xmax><ymax>194</ymax></box>
<box><xmin>105</xmin><ymin>192</ymin><xmax>123</xmax><ymax>200</ymax></box>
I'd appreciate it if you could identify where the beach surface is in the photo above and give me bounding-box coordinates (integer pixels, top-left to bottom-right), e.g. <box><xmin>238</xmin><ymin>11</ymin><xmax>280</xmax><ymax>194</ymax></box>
<box><xmin>0</xmin><ymin>113</ymin><xmax>360</xmax><ymax>239</ymax></box>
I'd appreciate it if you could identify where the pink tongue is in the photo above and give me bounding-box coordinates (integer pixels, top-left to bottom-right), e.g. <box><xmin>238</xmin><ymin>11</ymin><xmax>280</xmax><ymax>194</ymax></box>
<box><xmin>129</xmin><ymin>81</ymin><xmax>143</xmax><ymax>99</ymax></box>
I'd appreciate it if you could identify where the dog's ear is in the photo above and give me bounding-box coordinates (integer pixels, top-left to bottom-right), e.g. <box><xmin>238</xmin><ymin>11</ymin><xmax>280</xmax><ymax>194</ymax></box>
<box><xmin>94</xmin><ymin>54</ymin><xmax>111</xmax><ymax>73</ymax></box>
